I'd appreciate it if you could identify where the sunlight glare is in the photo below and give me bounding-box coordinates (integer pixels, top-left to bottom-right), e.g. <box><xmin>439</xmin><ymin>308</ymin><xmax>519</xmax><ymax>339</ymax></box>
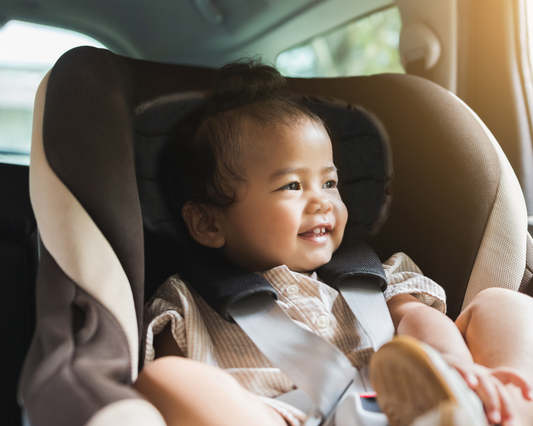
<box><xmin>0</xmin><ymin>20</ymin><xmax>105</xmax><ymax>66</ymax></box>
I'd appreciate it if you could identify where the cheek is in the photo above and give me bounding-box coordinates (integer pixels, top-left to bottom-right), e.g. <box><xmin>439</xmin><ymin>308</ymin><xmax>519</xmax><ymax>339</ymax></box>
<box><xmin>333</xmin><ymin>202</ymin><xmax>348</xmax><ymax>243</ymax></box>
<box><xmin>333</xmin><ymin>197</ymin><xmax>348</xmax><ymax>227</ymax></box>
<box><xmin>339</xmin><ymin>203</ymin><xmax>348</xmax><ymax>228</ymax></box>
<box><xmin>268</xmin><ymin>205</ymin><xmax>299</xmax><ymax>234</ymax></box>
<box><xmin>234</xmin><ymin>203</ymin><xmax>293</xmax><ymax>241</ymax></box>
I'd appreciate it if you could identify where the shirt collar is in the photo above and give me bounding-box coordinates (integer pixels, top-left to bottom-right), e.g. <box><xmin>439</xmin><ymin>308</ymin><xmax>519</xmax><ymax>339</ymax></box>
<box><xmin>258</xmin><ymin>265</ymin><xmax>320</xmax><ymax>291</ymax></box>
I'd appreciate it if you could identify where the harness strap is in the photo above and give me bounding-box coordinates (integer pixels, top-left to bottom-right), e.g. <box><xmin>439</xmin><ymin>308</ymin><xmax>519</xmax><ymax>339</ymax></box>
<box><xmin>319</xmin><ymin>241</ymin><xmax>394</xmax><ymax>352</ymax></box>
<box><xmin>338</xmin><ymin>277</ymin><xmax>395</xmax><ymax>351</ymax></box>
<box><xmin>228</xmin><ymin>293</ymin><xmax>355</xmax><ymax>423</ymax></box>
<box><xmin>188</xmin><ymin>241</ymin><xmax>394</xmax><ymax>424</ymax></box>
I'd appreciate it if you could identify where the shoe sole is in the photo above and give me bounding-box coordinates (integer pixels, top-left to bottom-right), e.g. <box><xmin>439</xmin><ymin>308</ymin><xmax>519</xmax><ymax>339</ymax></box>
<box><xmin>412</xmin><ymin>400</ymin><xmax>462</xmax><ymax>426</ymax></box>
<box><xmin>369</xmin><ymin>336</ymin><xmax>486</xmax><ymax>426</ymax></box>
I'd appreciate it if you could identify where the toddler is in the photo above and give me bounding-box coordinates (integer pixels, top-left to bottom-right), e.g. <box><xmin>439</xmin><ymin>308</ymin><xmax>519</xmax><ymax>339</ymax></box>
<box><xmin>134</xmin><ymin>59</ymin><xmax>533</xmax><ymax>426</ymax></box>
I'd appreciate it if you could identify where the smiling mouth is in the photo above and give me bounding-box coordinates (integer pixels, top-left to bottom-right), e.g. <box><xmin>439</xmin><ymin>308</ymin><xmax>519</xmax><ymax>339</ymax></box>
<box><xmin>299</xmin><ymin>227</ymin><xmax>328</xmax><ymax>238</ymax></box>
<box><xmin>298</xmin><ymin>226</ymin><xmax>330</xmax><ymax>243</ymax></box>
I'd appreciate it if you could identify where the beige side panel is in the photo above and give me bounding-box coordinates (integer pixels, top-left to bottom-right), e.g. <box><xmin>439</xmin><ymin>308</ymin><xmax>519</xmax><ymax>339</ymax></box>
<box><xmin>454</xmin><ymin>96</ymin><xmax>528</xmax><ymax>309</ymax></box>
<box><xmin>85</xmin><ymin>399</ymin><xmax>166</xmax><ymax>426</ymax></box>
<box><xmin>30</xmin><ymin>72</ymin><xmax>139</xmax><ymax>379</ymax></box>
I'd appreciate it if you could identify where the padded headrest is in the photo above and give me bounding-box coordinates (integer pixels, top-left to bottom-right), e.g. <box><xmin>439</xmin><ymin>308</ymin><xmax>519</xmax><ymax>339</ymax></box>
<box><xmin>134</xmin><ymin>93</ymin><xmax>389</xmax><ymax>301</ymax></box>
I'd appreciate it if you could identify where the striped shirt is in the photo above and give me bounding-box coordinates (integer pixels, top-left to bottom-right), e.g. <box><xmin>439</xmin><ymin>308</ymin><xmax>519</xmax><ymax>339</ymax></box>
<box><xmin>143</xmin><ymin>252</ymin><xmax>446</xmax><ymax>424</ymax></box>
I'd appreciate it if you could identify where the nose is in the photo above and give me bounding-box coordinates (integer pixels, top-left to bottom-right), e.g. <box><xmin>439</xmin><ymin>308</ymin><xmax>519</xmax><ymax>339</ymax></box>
<box><xmin>306</xmin><ymin>189</ymin><xmax>333</xmax><ymax>214</ymax></box>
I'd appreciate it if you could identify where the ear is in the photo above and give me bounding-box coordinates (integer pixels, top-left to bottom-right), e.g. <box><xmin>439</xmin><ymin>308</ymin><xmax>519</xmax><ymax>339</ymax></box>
<box><xmin>182</xmin><ymin>202</ymin><xmax>225</xmax><ymax>249</ymax></box>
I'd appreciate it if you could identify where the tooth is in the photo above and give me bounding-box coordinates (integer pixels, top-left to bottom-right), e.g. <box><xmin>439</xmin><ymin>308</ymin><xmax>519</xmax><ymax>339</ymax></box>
<box><xmin>313</xmin><ymin>228</ymin><xmax>320</xmax><ymax>234</ymax></box>
<box><xmin>322</xmin><ymin>227</ymin><xmax>326</xmax><ymax>233</ymax></box>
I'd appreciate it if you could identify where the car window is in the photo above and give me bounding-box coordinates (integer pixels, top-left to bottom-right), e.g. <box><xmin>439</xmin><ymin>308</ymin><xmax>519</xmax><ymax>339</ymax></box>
<box><xmin>276</xmin><ymin>6</ymin><xmax>403</xmax><ymax>78</ymax></box>
<box><xmin>0</xmin><ymin>20</ymin><xmax>106</xmax><ymax>165</ymax></box>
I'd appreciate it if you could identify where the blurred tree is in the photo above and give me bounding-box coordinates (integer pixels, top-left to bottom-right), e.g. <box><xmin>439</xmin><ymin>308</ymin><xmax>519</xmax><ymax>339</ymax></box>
<box><xmin>276</xmin><ymin>6</ymin><xmax>404</xmax><ymax>78</ymax></box>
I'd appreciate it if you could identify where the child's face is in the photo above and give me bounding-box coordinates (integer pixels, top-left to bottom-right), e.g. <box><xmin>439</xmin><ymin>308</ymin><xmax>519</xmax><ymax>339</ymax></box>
<box><xmin>214</xmin><ymin>117</ymin><xmax>348</xmax><ymax>272</ymax></box>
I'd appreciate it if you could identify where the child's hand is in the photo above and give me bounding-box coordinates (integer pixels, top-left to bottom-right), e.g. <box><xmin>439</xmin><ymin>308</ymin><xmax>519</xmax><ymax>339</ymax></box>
<box><xmin>442</xmin><ymin>354</ymin><xmax>533</xmax><ymax>425</ymax></box>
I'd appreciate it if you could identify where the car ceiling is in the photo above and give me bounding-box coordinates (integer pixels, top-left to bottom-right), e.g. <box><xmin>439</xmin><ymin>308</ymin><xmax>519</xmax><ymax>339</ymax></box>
<box><xmin>0</xmin><ymin>0</ymin><xmax>394</xmax><ymax>66</ymax></box>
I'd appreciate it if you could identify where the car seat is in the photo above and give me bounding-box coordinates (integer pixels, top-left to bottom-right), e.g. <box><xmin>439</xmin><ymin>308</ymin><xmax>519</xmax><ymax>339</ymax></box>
<box><xmin>0</xmin><ymin>163</ymin><xmax>38</xmax><ymax>426</ymax></box>
<box><xmin>16</xmin><ymin>46</ymin><xmax>533</xmax><ymax>426</ymax></box>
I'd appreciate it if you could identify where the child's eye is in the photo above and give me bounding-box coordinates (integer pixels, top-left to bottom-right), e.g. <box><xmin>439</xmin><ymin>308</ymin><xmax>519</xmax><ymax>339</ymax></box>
<box><xmin>322</xmin><ymin>180</ymin><xmax>338</xmax><ymax>189</ymax></box>
<box><xmin>281</xmin><ymin>182</ymin><xmax>301</xmax><ymax>190</ymax></box>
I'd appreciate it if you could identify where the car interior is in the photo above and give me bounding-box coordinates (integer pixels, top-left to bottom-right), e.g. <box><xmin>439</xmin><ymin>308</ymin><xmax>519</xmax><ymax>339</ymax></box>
<box><xmin>1</xmin><ymin>0</ymin><xmax>533</xmax><ymax>425</ymax></box>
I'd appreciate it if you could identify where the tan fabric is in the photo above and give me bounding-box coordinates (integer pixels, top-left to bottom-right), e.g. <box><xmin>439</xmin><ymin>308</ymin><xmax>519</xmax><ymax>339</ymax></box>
<box><xmin>143</xmin><ymin>253</ymin><xmax>445</xmax><ymax>424</ymax></box>
<box><xmin>453</xmin><ymin>96</ymin><xmax>528</xmax><ymax>309</ymax></box>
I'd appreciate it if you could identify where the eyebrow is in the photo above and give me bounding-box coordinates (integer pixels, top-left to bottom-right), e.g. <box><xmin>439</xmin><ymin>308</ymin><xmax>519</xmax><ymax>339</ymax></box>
<box><xmin>269</xmin><ymin>166</ymin><xmax>338</xmax><ymax>181</ymax></box>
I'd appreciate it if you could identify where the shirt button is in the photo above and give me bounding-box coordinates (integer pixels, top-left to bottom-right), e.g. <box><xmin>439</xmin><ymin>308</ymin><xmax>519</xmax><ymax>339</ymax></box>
<box><xmin>286</xmin><ymin>285</ymin><xmax>299</xmax><ymax>295</ymax></box>
<box><xmin>316</xmin><ymin>315</ymin><xmax>331</xmax><ymax>328</ymax></box>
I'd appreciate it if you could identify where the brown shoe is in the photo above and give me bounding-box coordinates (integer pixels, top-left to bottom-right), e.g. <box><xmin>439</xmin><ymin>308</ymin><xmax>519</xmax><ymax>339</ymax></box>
<box><xmin>411</xmin><ymin>400</ymin><xmax>483</xmax><ymax>426</ymax></box>
<box><xmin>369</xmin><ymin>336</ymin><xmax>487</xmax><ymax>426</ymax></box>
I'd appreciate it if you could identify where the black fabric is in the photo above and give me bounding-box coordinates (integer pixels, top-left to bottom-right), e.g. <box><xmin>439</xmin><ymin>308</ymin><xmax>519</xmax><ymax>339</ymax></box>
<box><xmin>0</xmin><ymin>164</ymin><xmax>37</xmax><ymax>426</ymax></box>
<box><xmin>180</xmin><ymin>240</ymin><xmax>386</xmax><ymax>321</ymax></box>
<box><xmin>179</xmin><ymin>245</ymin><xmax>278</xmax><ymax>321</ymax></box>
<box><xmin>134</xmin><ymin>96</ymin><xmax>387</xmax><ymax>313</ymax></box>
<box><xmin>135</xmin><ymin>97</ymin><xmax>209</xmax><ymax>296</ymax></box>
<box><xmin>317</xmin><ymin>240</ymin><xmax>387</xmax><ymax>291</ymax></box>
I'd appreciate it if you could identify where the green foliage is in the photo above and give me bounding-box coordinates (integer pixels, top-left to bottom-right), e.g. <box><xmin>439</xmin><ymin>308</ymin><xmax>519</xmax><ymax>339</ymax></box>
<box><xmin>276</xmin><ymin>7</ymin><xmax>404</xmax><ymax>78</ymax></box>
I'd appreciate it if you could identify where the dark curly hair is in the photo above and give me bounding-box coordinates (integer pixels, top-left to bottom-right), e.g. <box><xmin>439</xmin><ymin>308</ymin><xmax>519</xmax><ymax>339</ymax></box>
<box><xmin>167</xmin><ymin>58</ymin><xmax>323</xmax><ymax>221</ymax></box>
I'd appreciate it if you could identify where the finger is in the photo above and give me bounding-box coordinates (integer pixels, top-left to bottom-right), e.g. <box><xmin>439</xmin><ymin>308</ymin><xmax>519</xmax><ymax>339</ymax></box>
<box><xmin>494</xmin><ymin>379</ymin><xmax>515</xmax><ymax>425</ymax></box>
<box><xmin>476</xmin><ymin>374</ymin><xmax>502</xmax><ymax>425</ymax></box>
<box><xmin>492</xmin><ymin>368</ymin><xmax>533</xmax><ymax>401</ymax></box>
<box><xmin>451</xmin><ymin>363</ymin><xmax>479</xmax><ymax>389</ymax></box>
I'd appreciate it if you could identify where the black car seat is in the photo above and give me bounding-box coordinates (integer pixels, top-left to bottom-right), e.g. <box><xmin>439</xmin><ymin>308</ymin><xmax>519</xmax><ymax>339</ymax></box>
<box><xmin>0</xmin><ymin>163</ymin><xmax>38</xmax><ymax>426</ymax></box>
<box><xmin>16</xmin><ymin>46</ymin><xmax>533</xmax><ymax>426</ymax></box>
